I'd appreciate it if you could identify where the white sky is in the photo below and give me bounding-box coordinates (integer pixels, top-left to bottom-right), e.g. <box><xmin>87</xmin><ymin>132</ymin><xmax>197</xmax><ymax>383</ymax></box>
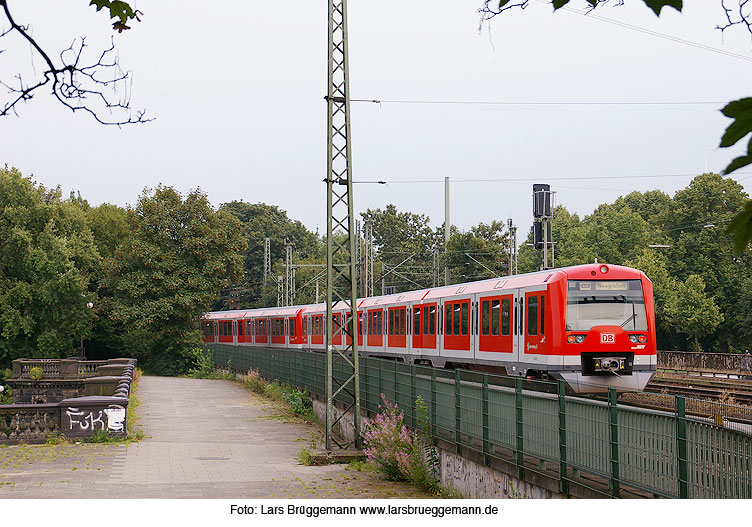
<box><xmin>3</xmin><ymin>0</ymin><xmax>752</xmax><ymax>238</ymax></box>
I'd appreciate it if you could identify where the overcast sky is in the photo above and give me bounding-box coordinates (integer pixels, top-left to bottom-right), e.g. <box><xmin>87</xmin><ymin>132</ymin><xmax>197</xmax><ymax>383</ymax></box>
<box><xmin>3</xmin><ymin>0</ymin><xmax>752</xmax><ymax>240</ymax></box>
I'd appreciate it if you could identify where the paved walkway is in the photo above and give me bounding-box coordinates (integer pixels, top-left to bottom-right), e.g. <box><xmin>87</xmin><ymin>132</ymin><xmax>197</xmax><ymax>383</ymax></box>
<box><xmin>0</xmin><ymin>376</ymin><xmax>427</xmax><ymax>498</ymax></box>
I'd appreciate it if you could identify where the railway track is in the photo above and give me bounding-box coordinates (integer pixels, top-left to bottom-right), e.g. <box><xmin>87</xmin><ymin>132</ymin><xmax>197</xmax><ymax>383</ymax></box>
<box><xmin>645</xmin><ymin>373</ymin><xmax>752</xmax><ymax>405</ymax></box>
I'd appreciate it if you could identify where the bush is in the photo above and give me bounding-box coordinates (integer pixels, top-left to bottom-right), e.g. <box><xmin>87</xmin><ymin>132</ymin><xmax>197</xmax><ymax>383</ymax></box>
<box><xmin>363</xmin><ymin>394</ymin><xmax>415</xmax><ymax>481</ymax></box>
<box><xmin>363</xmin><ymin>394</ymin><xmax>442</xmax><ymax>492</ymax></box>
<box><xmin>283</xmin><ymin>388</ymin><xmax>313</xmax><ymax>417</ymax></box>
<box><xmin>28</xmin><ymin>366</ymin><xmax>43</xmax><ymax>381</ymax></box>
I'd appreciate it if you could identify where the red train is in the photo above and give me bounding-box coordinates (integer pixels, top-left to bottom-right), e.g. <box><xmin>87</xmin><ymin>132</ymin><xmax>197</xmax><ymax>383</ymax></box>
<box><xmin>202</xmin><ymin>263</ymin><xmax>657</xmax><ymax>392</ymax></box>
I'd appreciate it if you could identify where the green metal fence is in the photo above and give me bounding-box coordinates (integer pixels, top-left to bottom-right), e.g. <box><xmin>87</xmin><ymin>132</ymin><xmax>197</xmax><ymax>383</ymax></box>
<box><xmin>208</xmin><ymin>343</ymin><xmax>752</xmax><ymax>499</ymax></box>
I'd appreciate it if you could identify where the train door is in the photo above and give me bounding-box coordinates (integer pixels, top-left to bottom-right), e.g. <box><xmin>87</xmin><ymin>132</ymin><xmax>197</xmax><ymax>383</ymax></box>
<box><xmin>521</xmin><ymin>288</ymin><xmax>549</xmax><ymax>366</ymax></box>
<box><xmin>302</xmin><ymin>315</ymin><xmax>308</xmax><ymax>346</ymax></box>
<box><xmin>443</xmin><ymin>297</ymin><xmax>471</xmax><ymax>352</ymax></box>
<box><xmin>332</xmin><ymin>313</ymin><xmax>342</xmax><ymax>346</ymax></box>
<box><xmin>412</xmin><ymin>305</ymin><xmax>422</xmax><ymax>349</ymax></box>
<box><xmin>387</xmin><ymin>306</ymin><xmax>407</xmax><ymax>349</ymax></box>
<box><xmin>511</xmin><ymin>287</ymin><xmax>548</xmax><ymax>373</ymax></box>
<box><xmin>357</xmin><ymin>311</ymin><xmax>364</xmax><ymax>348</ymax></box>
<box><xmin>478</xmin><ymin>294</ymin><xmax>515</xmax><ymax>355</ymax></box>
<box><xmin>367</xmin><ymin>309</ymin><xmax>383</xmax><ymax>348</ymax></box>
<box><xmin>422</xmin><ymin>303</ymin><xmax>437</xmax><ymax>349</ymax></box>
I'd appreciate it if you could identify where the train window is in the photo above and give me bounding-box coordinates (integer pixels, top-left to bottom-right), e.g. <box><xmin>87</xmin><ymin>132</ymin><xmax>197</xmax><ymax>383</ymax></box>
<box><xmin>491</xmin><ymin>299</ymin><xmax>500</xmax><ymax>336</ymax></box>
<box><xmin>429</xmin><ymin>306</ymin><xmax>436</xmax><ymax>335</ymax></box>
<box><xmin>238</xmin><ymin>322</ymin><xmax>244</xmax><ymax>337</ymax></box>
<box><xmin>445</xmin><ymin>304</ymin><xmax>452</xmax><ymax>335</ymax></box>
<box><xmin>453</xmin><ymin>304</ymin><xmax>461</xmax><ymax>335</ymax></box>
<box><xmin>389</xmin><ymin>310</ymin><xmax>395</xmax><ymax>336</ymax></box>
<box><xmin>540</xmin><ymin>296</ymin><xmax>545</xmax><ymax>335</ymax></box>
<box><xmin>461</xmin><ymin>303</ymin><xmax>468</xmax><ymax>336</ymax></box>
<box><xmin>502</xmin><ymin>299</ymin><xmax>511</xmax><ymax>336</ymax></box>
<box><xmin>414</xmin><ymin>308</ymin><xmax>421</xmax><ymax>336</ymax></box>
<box><xmin>378</xmin><ymin>311</ymin><xmax>383</xmax><ymax>335</ymax></box>
<box><xmin>528</xmin><ymin>296</ymin><xmax>538</xmax><ymax>336</ymax></box>
<box><xmin>399</xmin><ymin>308</ymin><xmax>406</xmax><ymax>336</ymax></box>
<box><xmin>481</xmin><ymin>301</ymin><xmax>490</xmax><ymax>335</ymax></box>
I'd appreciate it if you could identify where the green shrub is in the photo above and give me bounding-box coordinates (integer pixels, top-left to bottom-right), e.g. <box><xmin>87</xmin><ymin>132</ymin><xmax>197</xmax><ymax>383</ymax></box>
<box><xmin>28</xmin><ymin>366</ymin><xmax>43</xmax><ymax>381</ymax></box>
<box><xmin>283</xmin><ymin>388</ymin><xmax>313</xmax><ymax>417</ymax></box>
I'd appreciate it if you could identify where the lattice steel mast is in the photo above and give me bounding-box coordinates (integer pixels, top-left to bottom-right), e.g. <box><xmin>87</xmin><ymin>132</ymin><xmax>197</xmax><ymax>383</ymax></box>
<box><xmin>325</xmin><ymin>0</ymin><xmax>361</xmax><ymax>450</ymax></box>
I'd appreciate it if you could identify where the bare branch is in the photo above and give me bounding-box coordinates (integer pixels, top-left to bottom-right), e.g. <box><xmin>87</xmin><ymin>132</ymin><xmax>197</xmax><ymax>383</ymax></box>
<box><xmin>0</xmin><ymin>0</ymin><xmax>151</xmax><ymax>126</ymax></box>
<box><xmin>717</xmin><ymin>0</ymin><xmax>752</xmax><ymax>35</ymax></box>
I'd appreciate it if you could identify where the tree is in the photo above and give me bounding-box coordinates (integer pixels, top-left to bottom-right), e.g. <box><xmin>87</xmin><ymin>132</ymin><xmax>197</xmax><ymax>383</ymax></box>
<box><xmin>219</xmin><ymin>201</ymin><xmax>322</xmax><ymax>308</ymax></box>
<box><xmin>362</xmin><ymin>205</ymin><xmax>441</xmax><ymax>291</ymax></box>
<box><xmin>0</xmin><ymin>166</ymin><xmax>99</xmax><ymax>365</ymax></box>
<box><xmin>0</xmin><ymin>1</ymin><xmax>148</xmax><ymax>124</ymax></box>
<box><xmin>664</xmin><ymin>173</ymin><xmax>752</xmax><ymax>351</ymax></box>
<box><xmin>664</xmin><ymin>275</ymin><xmax>723</xmax><ymax>352</ymax></box>
<box><xmin>103</xmin><ymin>186</ymin><xmax>246</xmax><ymax>374</ymax></box>
<box><xmin>480</xmin><ymin>0</ymin><xmax>752</xmax><ymax>250</ymax></box>
<box><xmin>447</xmin><ymin>221</ymin><xmax>509</xmax><ymax>282</ymax></box>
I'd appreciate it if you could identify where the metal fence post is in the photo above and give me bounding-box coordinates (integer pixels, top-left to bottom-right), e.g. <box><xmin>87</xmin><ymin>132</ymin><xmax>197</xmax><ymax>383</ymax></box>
<box><xmin>676</xmin><ymin>396</ymin><xmax>689</xmax><ymax>499</ymax></box>
<box><xmin>378</xmin><ymin>359</ymin><xmax>383</xmax><ymax>401</ymax></box>
<box><xmin>482</xmin><ymin>374</ymin><xmax>489</xmax><ymax>466</ymax></box>
<box><xmin>410</xmin><ymin>363</ymin><xmax>416</xmax><ymax>428</ymax></box>
<box><xmin>558</xmin><ymin>380</ymin><xmax>569</xmax><ymax>495</ymax></box>
<box><xmin>515</xmin><ymin>376</ymin><xmax>525</xmax><ymax>480</ymax></box>
<box><xmin>455</xmin><ymin>369</ymin><xmax>462</xmax><ymax>454</ymax></box>
<box><xmin>609</xmin><ymin>388</ymin><xmax>620</xmax><ymax>498</ymax></box>
<box><xmin>431</xmin><ymin>368</ymin><xmax>437</xmax><ymax>439</ymax></box>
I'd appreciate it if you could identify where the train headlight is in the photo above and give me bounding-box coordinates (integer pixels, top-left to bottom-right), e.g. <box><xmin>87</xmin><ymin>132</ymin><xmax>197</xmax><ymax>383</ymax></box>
<box><xmin>599</xmin><ymin>265</ymin><xmax>609</xmax><ymax>274</ymax></box>
<box><xmin>567</xmin><ymin>334</ymin><xmax>586</xmax><ymax>344</ymax></box>
<box><xmin>638</xmin><ymin>335</ymin><xmax>647</xmax><ymax>343</ymax></box>
<box><xmin>629</xmin><ymin>334</ymin><xmax>648</xmax><ymax>344</ymax></box>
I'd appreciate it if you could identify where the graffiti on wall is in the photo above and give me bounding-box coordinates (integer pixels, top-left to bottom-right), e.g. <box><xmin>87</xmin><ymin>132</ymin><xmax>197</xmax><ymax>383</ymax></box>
<box><xmin>65</xmin><ymin>404</ymin><xmax>126</xmax><ymax>433</ymax></box>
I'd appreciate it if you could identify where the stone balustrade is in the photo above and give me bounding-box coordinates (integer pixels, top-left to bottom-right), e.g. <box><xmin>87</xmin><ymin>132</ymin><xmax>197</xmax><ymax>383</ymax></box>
<box><xmin>1</xmin><ymin>358</ymin><xmax>137</xmax><ymax>443</ymax></box>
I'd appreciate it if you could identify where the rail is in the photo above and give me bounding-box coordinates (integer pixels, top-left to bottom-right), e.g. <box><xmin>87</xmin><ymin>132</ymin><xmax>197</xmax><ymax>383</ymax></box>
<box><xmin>207</xmin><ymin>343</ymin><xmax>752</xmax><ymax>499</ymax></box>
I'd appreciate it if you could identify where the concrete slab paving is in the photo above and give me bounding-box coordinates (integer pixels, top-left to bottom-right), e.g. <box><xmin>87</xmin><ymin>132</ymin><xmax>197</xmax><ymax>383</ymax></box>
<box><xmin>0</xmin><ymin>375</ymin><xmax>428</xmax><ymax>499</ymax></box>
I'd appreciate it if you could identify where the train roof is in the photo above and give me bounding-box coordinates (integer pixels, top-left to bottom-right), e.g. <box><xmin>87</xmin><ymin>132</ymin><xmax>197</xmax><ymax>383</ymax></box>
<box><xmin>202</xmin><ymin>263</ymin><xmax>648</xmax><ymax>320</ymax></box>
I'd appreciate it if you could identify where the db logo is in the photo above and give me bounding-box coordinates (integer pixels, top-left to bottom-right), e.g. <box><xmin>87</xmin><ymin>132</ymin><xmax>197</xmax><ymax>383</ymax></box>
<box><xmin>601</xmin><ymin>333</ymin><xmax>615</xmax><ymax>344</ymax></box>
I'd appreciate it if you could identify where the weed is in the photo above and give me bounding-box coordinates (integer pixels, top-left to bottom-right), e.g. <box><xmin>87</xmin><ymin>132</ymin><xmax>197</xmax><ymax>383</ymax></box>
<box><xmin>346</xmin><ymin>459</ymin><xmax>370</xmax><ymax>472</ymax></box>
<box><xmin>284</xmin><ymin>388</ymin><xmax>313</xmax><ymax>417</ymax></box>
<box><xmin>297</xmin><ymin>447</ymin><xmax>314</xmax><ymax>466</ymax></box>
<box><xmin>45</xmin><ymin>432</ymin><xmax>69</xmax><ymax>445</ymax></box>
<box><xmin>88</xmin><ymin>430</ymin><xmax>118</xmax><ymax>444</ymax></box>
<box><xmin>28</xmin><ymin>366</ymin><xmax>43</xmax><ymax>381</ymax></box>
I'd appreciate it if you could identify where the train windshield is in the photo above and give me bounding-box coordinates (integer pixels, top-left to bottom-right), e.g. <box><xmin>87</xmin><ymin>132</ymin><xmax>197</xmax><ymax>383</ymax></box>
<box><xmin>566</xmin><ymin>280</ymin><xmax>647</xmax><ymax>331</ymax></box>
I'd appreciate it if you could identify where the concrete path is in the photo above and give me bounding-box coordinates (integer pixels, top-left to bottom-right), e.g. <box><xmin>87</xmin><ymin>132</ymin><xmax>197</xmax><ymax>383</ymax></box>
<box><xmin>0</xmin><ymin>375</ymin><xmax>427</xmax><ymax>498</ymax></box>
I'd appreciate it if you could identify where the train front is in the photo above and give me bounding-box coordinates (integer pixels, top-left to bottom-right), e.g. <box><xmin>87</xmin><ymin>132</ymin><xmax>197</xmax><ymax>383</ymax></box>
<box><xmin>555</xmin><ymin>264</ymin><xmax>657</xmax><ymax>393</ymax></box>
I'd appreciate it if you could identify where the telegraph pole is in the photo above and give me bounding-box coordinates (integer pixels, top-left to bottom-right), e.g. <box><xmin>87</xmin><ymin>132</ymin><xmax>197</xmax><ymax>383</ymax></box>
<box><xmin>363</xmin><ymin>220</ymin><xmax>374</xmax><ymax>298</ymax></box>
<box><xmin>507</xmin><ymin>218</ymin><xmax>517</xmax><ymax>276</ymax></box>
<box><xmin>444</xmin><ymin>176</ymin><xmax>450</xmax><ymax>286</ymax></box>
<box><xmin>263</xmin><ymin>237</ymin><xmax>271</xmax><ymax>284</ymax></box>
<box><xmin>325</xmin><ymin>0</ymin><xmax>361</xmax><ymax>450</ymax></box>
<box><xmin>285</xmin><ymin>239</ymin><xmax>295</xmax><ymax>306</ymax></box>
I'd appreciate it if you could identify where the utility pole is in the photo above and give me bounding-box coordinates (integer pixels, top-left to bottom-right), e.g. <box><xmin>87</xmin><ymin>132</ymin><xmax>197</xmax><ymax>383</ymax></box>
<box><xmin>432</xmin><ymin>246</ymin><xmax>439</xmax><ymax>287</ymax></box>
<box><xmin>285</xmin><ymin>239</ymin><xmax>295</xmax><ymax>306</ymax></box>
<box><xmin>276</xmin><ymin>275</ymin><xmax>284</xmax><ymax>307</ymax></box>
<box><xmin>325</xmin><ymin>0</ymin><xmax>361</xmax><ymax>450</ymax></box>
<box><xmin>507</xmin><ymin>218</ymin><xmax>517</xmax><ymax>276</ymax></box>
<box><xmin>444</xmin><ymin>176</ymin><xmax>450</xmax><ymax>286</ymax></box>
<box><xmin>363</xmin><ymin>220</ymin><xmax>374</xmax><ymax>298</ymax></box>
<box><xmin>263</xmin><ymin>237</ymin><xmax>271</xmax><ymax>284</ymax></box>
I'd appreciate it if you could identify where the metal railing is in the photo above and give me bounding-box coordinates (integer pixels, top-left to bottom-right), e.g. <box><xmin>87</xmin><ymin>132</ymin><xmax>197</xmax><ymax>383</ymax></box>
<box><xmin>208</xmin><ymin>343</ymin><xmax>752</xmax><ymax>499</ymax></box>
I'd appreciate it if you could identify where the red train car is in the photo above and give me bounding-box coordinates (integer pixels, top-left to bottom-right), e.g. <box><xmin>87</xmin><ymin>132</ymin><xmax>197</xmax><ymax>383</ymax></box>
<box><xmin>202</xmin><ymin>263</ymin><xmax>656</xmax><ymax>392</ymax></box>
